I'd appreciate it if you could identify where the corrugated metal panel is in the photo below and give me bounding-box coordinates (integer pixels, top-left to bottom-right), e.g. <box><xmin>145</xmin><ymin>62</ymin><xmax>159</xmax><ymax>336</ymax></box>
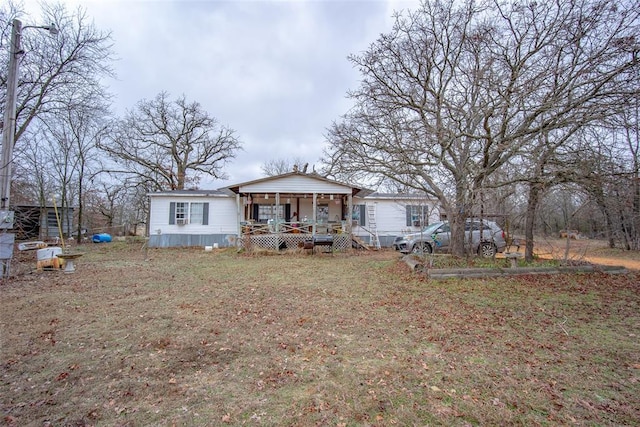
<box><xmin>40</xmin><ymin>207</ymin><xmax>74</xmax><ymax>239</ymax></box>
<box><xmin>240</xmin><ymin>175</ymin><xmax>352</xmax><ymax>194</ymax></box>
<box><xmin>148</xmin><ymin>233</ymin><xmax>234</xmax><ymax>248</ymax></box>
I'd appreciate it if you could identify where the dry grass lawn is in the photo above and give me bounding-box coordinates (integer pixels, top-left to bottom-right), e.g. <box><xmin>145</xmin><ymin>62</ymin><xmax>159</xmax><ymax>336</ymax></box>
<box><xmin>1</xmin><ymin>240</ymin><xmax>639</xmax><ymax>426</ymax></box>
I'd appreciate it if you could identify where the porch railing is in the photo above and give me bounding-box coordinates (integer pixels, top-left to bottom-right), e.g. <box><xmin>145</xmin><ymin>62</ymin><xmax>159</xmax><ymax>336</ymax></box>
<box><xmin>240</xmin><ymin>221</ymin><xmax>350</xmax><ymax>251</ymax></box>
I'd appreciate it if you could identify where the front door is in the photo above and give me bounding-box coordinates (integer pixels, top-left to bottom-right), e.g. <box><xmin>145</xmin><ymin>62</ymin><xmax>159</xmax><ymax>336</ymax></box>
<box><xmin>316</xmin><ymin>204</ymin><xmax>329</xmax><ymax>224</ymax></box>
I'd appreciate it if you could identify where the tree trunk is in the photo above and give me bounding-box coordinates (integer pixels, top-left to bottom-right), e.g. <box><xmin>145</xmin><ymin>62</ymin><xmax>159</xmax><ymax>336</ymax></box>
<box><xmin>524</xmin><ymin>182</ymin><xmax>542</xmax><ymax>262</ymax></box>
<box><xmin>616</xmin><ymin>189</ymin><xmax>632</xmax><ymax>251</ymax></box>
<box><xmin>632</xmin><ymin>170</ymin><xmax>640</xmax><ymax>250</ymax></box>
<box><xmin>177</xmin><ymin>167</ymin><xmax>186</xmax><ymax>190</ymax></box>
<box><xmin>591</xmin><ymin>186</ymin><xmax>615</xmax><ymax>248</ymax></box>
<box><xmin>76</xmin><ymin>168</ymin><xmax>84</xmax><ymax>244</ymax></box>
<box><xmin>448</xmin><ymin>190</ymin><xmax>468</xmax><ymax>257</ymax></box>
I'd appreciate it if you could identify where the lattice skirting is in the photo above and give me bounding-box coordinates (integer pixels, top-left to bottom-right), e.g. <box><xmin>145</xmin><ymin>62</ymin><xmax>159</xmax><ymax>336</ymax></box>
<box><xmin>241</xmin><ymin>234</ymin><xmax>351</xmax><ymax>251</ymax></box>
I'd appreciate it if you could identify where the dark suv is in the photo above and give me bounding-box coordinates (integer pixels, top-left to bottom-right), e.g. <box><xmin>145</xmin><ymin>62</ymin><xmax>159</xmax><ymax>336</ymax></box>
<box><xmin>392</xmin><ymin>219</ymin><xmax>507</xmax><ymax>257</ymax></box>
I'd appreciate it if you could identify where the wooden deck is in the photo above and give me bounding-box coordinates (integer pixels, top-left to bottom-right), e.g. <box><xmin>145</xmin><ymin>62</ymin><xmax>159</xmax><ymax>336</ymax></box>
<box><xmin>240</xmin><ymin>229</ymin><xmax>351</xmax><ymax>251</ymax></box>
<box><xmin>241</xmin><ymin>233</ymin><xmax>352</xmax><ymax>251</ymax></box>
<box><xmin>240</xmin><ymin>221</ymin><xmax>357</xmax><ymax>252</ymax></box>
<box><xmin>242</xmin><ymin>221</ymin><xmax>344</xmax><ymax>235</ymax></box>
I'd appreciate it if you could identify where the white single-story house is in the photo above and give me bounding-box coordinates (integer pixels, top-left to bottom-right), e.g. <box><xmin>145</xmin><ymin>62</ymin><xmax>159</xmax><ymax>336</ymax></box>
<box><xmin>147</xmin><ymin>172</ymin><xmax>439</xmax><ymax>249</ymax></box>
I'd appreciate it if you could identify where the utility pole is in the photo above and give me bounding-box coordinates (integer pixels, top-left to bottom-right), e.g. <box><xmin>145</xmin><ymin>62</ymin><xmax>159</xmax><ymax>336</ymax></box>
<box><xmin>0</xmin><ymin>19</ymin><xmax>23</xmax><ymax>278</ymax></box>
<box><xmin>1</xmin><ymin>19</ymin><xmax>58</xmax><ymax>215</ymax></box>
<box><xmin>0</xmin><ymin>19</ymin><xmax>58</xmax><ymax>278</ymax></box>
<box><xmin>0</xmin><ymin>19</ymin><xmax>22</xmax><ymax>214</ymax></box>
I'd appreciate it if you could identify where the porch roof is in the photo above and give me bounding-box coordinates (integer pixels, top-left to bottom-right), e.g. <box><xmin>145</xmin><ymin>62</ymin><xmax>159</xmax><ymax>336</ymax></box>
<box><xmin>224</xmin><ymin>171</ymin><xmax>374</xmax><ymax>197</ymax></box>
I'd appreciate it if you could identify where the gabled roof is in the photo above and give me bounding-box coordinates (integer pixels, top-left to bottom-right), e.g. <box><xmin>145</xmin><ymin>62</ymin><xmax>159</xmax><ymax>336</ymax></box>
<box><xmin>224</xmin><ymin>171</ymin><xmax>374</xmax><ymax>197</ymax></box>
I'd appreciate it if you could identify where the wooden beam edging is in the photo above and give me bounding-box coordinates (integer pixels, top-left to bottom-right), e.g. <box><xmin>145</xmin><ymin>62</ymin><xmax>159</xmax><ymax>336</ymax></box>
<box><xmin>401</xmin><ymin>256</ymin><xmax>628</xmax><ymax>279</ymax></box>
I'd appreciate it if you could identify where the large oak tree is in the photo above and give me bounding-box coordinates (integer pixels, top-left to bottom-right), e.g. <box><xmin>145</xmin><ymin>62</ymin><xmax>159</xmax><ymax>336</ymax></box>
<box><xmin>324</xmin><ymin>0</ymin><xmax>639</xmax><ymax>256</ymax></box>
<box><xmin>101</xmin><ymin>92</ymin><xmax>242</xmax><ymax>191</ymax></box>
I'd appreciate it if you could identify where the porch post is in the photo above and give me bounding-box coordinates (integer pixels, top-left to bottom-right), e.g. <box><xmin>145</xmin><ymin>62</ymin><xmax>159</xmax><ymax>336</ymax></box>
<box><xmin>275</xmin><ymin>192</ymin><xmax>280</xmax><ymax>250</ymax></box>
<box><xmin>312</xmin><ymin>193</ymin><xmax>317</xmax><ymax>235</ymax></box>
<box><xmin>347</xmin><ymin>194</ymin><xmax>353</xmax><ymax>234</ymax></box>
<box><xmin>236</xmin><ymin>193</ymin><xmax>242</xmax><ymax>239</ymax></box>
<box><xmin>275</xmin><ymin>193</ymin><xmax>280</xmax><ymax>228</ymax></box>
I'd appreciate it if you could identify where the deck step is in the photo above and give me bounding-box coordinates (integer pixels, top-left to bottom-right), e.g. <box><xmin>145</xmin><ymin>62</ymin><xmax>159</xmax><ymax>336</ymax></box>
<box><xmin>352</xmin><ymin>235</ymin><xmax>373</xmax><ymax>250</ymax></box>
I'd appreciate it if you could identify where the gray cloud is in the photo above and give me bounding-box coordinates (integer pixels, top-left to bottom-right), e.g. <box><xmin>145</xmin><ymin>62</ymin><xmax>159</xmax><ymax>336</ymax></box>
<box><xmin>24</xmin><ymin>0</ymin><xmax>420</xmax><ymax>187</ymax></box>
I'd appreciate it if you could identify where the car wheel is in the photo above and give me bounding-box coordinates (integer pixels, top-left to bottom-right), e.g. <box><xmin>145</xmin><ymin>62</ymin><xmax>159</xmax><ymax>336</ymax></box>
<box><xmin>479</xmin><ymin>242</ymin><xmax>497</xmax><ymax>258</ymax></box>
<box><xmin>411</xmin><ymin>242</ymin><xmax>432</xmax><ymax>255</ymax></box>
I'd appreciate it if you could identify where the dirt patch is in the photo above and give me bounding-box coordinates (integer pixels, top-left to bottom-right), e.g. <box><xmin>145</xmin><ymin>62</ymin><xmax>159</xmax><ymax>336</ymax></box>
<box><xmin>533</xmin><ymin>238</ymin><xmax>640</xmax><ymax>270</ymax></box>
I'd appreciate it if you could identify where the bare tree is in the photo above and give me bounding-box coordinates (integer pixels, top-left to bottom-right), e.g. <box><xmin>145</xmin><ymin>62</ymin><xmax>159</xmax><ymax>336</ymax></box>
<box><xmin>1</xmin><ymin>1</ymin><xmax>114</xmax><ymax>145</ymax></box>
<box><xmin>2</xmin><ymin>0</ymin><xmax>114</xmax><ymax>234</ymax></box>
<box><xmin>576</xmin><ymin>121</ymin><xmax>640</xmax><ymax>250</ymax></box>
<box><xmin>611</xmin><ymin>87</ymin><xmax>640</xmax><ymax>250</ymax></box>
<box><xmin>100</xmin><ymin>92</ymin><xmax>242</xmax><ymax>191</ymax></box>
<box><xmin>43</xmin><ymin>97</ymin><xmax>109</xmax><ymax>242</ymax></box>
<box><xmin>261</xmin><ymin>157</ymin><xmax>309</xmax><ymax>176</ymax></box>
<box><xmin>324</xmin><ymin>0</ymin><xmax>639</xmax><ymax>256</ymax></box>
<box><xmin>91</xmin><ymin>181</ymin><xmax>125</xmax><ymax>230</ymax></box>
<box><xmin>11</xmin><ymin>133</ymin><xmax>51</xmax><ymax>206</ymax></box>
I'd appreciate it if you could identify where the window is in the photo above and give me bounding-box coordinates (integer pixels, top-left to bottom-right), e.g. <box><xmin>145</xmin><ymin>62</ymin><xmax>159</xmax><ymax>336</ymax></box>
<box><xmin>352</xmin><ymin>204</ymin><xmax>366</xmax><ymax>226</ymax></box>
<box><xmin>257</xmin><ymin>204</ymin><xmax>284</xmax><ymax>222</ymax></box>
<box><xmin>190</xmin><ymin>203</ymin><xmax>204</xmax><ymax>224</ymax></box>
<box><xmin>251</xmin><ymin>204</ymin><xmax>290</xmax><ymax>223</ymax></box>
<box><xmin>169</xmin><ymin>202</ymin><xmax>209</xmax><ymax>225</ymax></box>
<box><xmin>316</xmin><ymin>204</ymin><xmax>329</xmax><ymax>223</ymax></box>
<box><xmin>406</xmin><ymin>205</ymin><xmax>429</xmax><ymax>227</ymax></box>
<box><xmin>175</xmin><ymin>202</ymin><xmax>187</xmax><ymax>223</ymax></box>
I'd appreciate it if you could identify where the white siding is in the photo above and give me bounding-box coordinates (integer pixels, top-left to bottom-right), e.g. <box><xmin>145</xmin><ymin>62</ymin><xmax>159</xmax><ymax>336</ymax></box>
<box><xmin>149</xmin><ymin>184</ymin><xmax>439</xmax><ymax>248</ymax></box>
<box><xmin>353</xmin><ymin>195</ymin><xmax>439</xmax><ymax>237</ymax></box>
<box><xmin>240</xmin><ymin>175</ymin><xmax>352</xmax><ymax>194</ymax></box>
<box><xmin>149</xmin><ymin>195</ymin><xmax>237</xmax><ymax>235</ymax></box>
<box><xmin>208</xmin><ymin>199</ymin><xmax>239</xmax><ymax>234</ymax></box>
<box><xmin>371</xmin><ymin>200</ymin><xmax>412</xmax><ymax>236</ymax></box>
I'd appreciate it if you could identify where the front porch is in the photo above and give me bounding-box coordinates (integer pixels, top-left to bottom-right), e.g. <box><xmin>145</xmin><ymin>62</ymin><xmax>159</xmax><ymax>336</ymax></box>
<box><xmin>240</xmin><ymin>220</ymin><xmax>351</xmax><ymax>251</ymax></box>
<box><xmin>226</xmin><ymin>171</ymin><xmax>375</xmax><ymax>252</ymax></box>
<box><xmin>241</xmin><ymin>231</ymin><xmax>352</xmax><ymax>252</ymax></box>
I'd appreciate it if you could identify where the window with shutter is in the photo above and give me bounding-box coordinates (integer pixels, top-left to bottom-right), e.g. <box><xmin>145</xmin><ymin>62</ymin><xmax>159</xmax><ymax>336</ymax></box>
<box><xmin>406</xmin><ymin>205</ymin><xmax>429</xmax><ymax>227</ymax></box>
<box><xmin>170</xmin><ymin>201</ymin><xmax>210</xmax><ymax>225</ymax></box>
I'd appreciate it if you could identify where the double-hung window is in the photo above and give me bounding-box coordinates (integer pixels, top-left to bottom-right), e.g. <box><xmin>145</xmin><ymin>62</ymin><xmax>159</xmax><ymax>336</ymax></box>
<box><xmin>190</xmin><ymin>203</ymin><xmax>204</xmax><ymax>224</ymax></box>
<box><xmin>175</xmin><ymin>202</ymin><xmax>187</xmax><ymax>224</ymax></box>
<box><xmin>405</xmin><ymin>205</ymin><xmax>429</xmax><ymax>227</ymax></box>
<box><xmin>352</xmin><ymin>204</ymin><xmax>366</xmax><ymax>226</ymax></box>
<box><xmin>169</xmin><ymin>202</ymin><xmax>209</xmax><ymax>225</ymax></box>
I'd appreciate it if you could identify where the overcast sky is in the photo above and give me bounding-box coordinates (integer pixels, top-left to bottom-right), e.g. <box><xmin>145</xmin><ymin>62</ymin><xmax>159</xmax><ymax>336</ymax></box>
<box><xmin>23</xmin><ymin>0</ymin><xmax>420</xmax><ymax>189</ymax></box>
